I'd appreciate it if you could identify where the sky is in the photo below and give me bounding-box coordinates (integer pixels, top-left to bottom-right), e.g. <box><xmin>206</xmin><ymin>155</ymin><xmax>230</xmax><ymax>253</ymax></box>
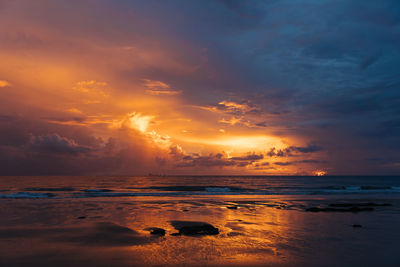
<box><xmin>0</xmin><ymin>0</ymin><xmax>399</xmax><ymax>175</ymax></box>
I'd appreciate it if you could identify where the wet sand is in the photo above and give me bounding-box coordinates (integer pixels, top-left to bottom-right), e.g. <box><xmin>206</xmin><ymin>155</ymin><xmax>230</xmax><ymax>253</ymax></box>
<box><xmin>1</xmin><ymin>195</ymin><xmax>400</xmax><ymax>266</ymax></box>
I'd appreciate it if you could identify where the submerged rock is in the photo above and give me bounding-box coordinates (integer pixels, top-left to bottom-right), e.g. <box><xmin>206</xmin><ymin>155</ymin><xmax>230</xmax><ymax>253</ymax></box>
<box><xmin>329</xmin><ymin>202</ymin><xmax>392</xmax><ymax>207</ymax></box>
<box><xmin>306</xmin><ymin>202</ymin><xmax>392</xmax><ymax>212</ymax></box>
<box><xmin>305</xmin><ymin>207</ymin><xmax>374</xmax><ymax>212</ymax></box>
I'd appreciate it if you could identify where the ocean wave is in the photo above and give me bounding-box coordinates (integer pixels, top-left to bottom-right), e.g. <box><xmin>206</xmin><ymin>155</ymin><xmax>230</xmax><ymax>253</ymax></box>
<box><xmin>2</xmin><ymin>184</ymin><xmax>400</xmax><ymax>200</ymax></box>
<box><xmin>320</xmin><ymin>185</ymin><xmax>400</xmax><ymax>191</ymax></box>
<box><xmin>25</xmin><ymin>187</ymin><xmax>75</xmax><ymax>192</ymax></box>
<box><xmin>78</xmin><ymin>191</ymin><xmax>244</xmax><ymax>197</ymax></box>
<box><xmin>0</xmin><ymin>192</ymin><xmax>55</xmax><ymax>199</ymax></box>
<box><xmin>138</xmin><ymin>186</ymin><xmax>246</xmax><ymax>192</ymax></box>
<box><xmin>79</xmin><ymin>192</ymin><xmax>136</xmax><ymax>197</ymax></box>
<box><xmin>82</xmin><ymin>189</ymin><xmax>114</xmax><ymax>193</ymax></box>
<box><xmin>205</xmin><ymin>187</ymin><xmax>231</xmax><ymax>192</ymax></box>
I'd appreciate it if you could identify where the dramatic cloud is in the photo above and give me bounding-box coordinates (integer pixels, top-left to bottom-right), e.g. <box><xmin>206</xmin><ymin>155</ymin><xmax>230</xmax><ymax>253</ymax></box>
<box><xmin>267</xmin><ymin>145</ymin><xmax>323</xmax><ymax>157</ymax></box>
<box><xmin>143</xmin><ymin>79</ymin><xmax>182</xmax><ymax>96</ymax></box>
<box><xmin>174</xmin><ymin>152</ymin><xmax>264</xmax><ymax>169</ymax></box>
<box><xmin>0</xmin><ymin>0</ymin><xmax>399</xmax><ymax>175</ymax></box>
<box><xmin>274</xmin><ymin>162</ymin><xmax>292</xmax><ymax>166</ymax></box>
<box><xmin>231</xmin><ymin>153</ymin><xmax>264</xmax><ymax>161</ymax></box>
<box><xmin>29</xmin><ymin>134</ymin><xmax>92</xmax><ymax>154</ymax></box>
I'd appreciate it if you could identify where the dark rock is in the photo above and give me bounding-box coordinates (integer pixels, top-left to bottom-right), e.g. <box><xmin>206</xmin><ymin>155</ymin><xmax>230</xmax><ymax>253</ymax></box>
<box><xmin>170</xmin><ymin>221</ymin><xmax>219</xmax><ymax>236</ymax></box>
<box><xmin>144</xmin><ymin>227</ymin><xmax>166</xmax><ymax>236</ymax></box>
<box><xmin>150</xmin><ymin>228</ymin><xmax>166</xmax><ymax>236</ymax></box>
<box><xmin>179</xmin><ymin>224</ymin><xmax>219</xmax><ymax>236</ymax></box>
<box><xmin>77</xmin><ymin>216</ymin><xmax>86</xmax><ymax>219</ymax></box>
<box><xmin>352</xmin><ymin>224</ymin><xmax>362</xmax><ymax>228</ymax></box>
<box><xmin>227</xmin><ymin>206</ymin><xmax>238</xmax><ymax>210</ymax></box>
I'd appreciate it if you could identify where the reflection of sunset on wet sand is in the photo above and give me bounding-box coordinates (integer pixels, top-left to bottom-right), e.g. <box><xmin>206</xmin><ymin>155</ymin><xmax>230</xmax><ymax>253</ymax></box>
<box><xmin>1</xmin><ymin>176</ymin><xmax>400</xmax><ymax>266</ymax></box>
<box><xmin>1</xmin><ymin>193</ymin><xmax>399</xmax><ymax>266</ymax></box>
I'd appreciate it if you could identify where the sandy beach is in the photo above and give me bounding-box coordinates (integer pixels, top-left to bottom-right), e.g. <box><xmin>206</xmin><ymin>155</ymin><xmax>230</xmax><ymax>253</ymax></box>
<box><xmin>1</xmin><ymin>189</ymin><xmax>400</xmax><ymax>266</ymax></box>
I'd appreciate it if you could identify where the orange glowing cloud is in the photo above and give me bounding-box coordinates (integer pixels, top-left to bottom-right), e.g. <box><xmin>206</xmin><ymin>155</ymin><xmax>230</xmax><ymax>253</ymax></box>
<box><xmin>0</xmin><ymin>1</ymin><xmax>329</xmax><ymax>175</ymax></box>
<box><xmin>143</xmin><ymin>79</ymin><xmax>182</xmax><ymax>96</ymax></box>
<box><xmin>73</xmin><ymin>80</ymin><xmax>109</xmax><ymax>97</ymax></box>
<box><xmin>126</xmin><ymin>112</ymin><xmax>154</xmax><ymax>133</ymax></box>
<box><xmin>0</xmin><ymin>80</ymin><xmax>10</xmax><ymax>87</ymax></box>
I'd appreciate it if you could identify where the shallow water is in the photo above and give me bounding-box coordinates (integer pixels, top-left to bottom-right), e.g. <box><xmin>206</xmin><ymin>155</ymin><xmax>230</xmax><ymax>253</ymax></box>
<box><xmin>0</xmin><ymin>176</ymin><xmax>400</xmax><ymax>266</ymax></box>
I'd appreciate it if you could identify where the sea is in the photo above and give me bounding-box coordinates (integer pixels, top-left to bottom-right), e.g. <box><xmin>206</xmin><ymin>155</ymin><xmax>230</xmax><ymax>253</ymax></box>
<box><xmin>1</xmin><ymin>175</ymin><xmax>400</xmax><ymax>199</ymax></box>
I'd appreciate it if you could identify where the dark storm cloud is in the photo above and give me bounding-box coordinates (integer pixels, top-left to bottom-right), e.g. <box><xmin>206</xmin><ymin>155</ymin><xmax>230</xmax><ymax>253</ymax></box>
<box><xmin>29</xmin><ymin>134</ymin><xmax>92</xmax><ymax>154</ymax></box>
<box><xmin>0</xmin><ymin>116</ymin><xmax>163</xmax><ymax>175</ymax></box>
<box><xmin>133</xmin><ymin>0</ymin><xmax>400</xmax><ymax>154</ymax></box>
<box><xmin>274</xmin><ymin>162</ymin><xmax>292</xmax><ymax>166</ymax></box>
<box><xmin>0</xmin><ymin>115</ymin><xmax>15</xmax><ymax>122</ymax></box>
<box><xmin>231</xmin><ymin>153</ymin><xmax>264</xmax><ymax>161</ymax></box>
<box><xmin>273</xmin><ymin>159</ymin><xmax>328</xmax><ymax>166</ymax></box>
<box><xmin>298</xmin><ymin>159</ymin><xmax>327</xmax><ymax>164</ymax></box>
<box><xmin>267</xmin><ymin>144</ymin><xmax>323</xmax><ymax>157</ymax></box>
<box><xmin>173</xmin><ymin>152</ymin><xmax>264</xmax><ymax>169</ymax></box>
<box><xmin>175</xmin><ymin>153</ymin><xmax>236</xmax><ymax>168</ymax></box>
<box><xmin>292</xmin><ymin>145</ymin><xmax>322</xmax><ymax>153</ymax></box>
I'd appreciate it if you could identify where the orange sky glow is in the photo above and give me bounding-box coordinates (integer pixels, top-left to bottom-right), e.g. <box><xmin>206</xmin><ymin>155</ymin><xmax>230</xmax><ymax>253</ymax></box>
<box><xmin>0</xmin><ymin>1</ymin><xmax>331</xmax><ymax>175</ymax></box>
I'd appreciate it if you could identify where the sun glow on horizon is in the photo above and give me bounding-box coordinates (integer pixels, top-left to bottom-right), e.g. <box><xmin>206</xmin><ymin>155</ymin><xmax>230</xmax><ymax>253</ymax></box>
<box><xmin>313</xmin><ymin>170</ymin><xmax>327</xmax><ymax>176</ymax></box>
